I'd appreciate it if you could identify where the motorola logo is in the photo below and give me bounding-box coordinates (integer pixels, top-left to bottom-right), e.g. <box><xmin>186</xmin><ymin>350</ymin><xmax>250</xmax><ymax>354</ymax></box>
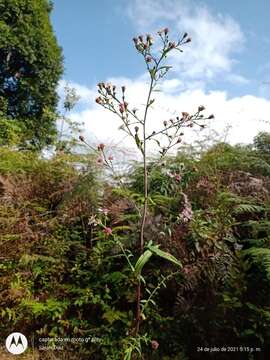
<box><xmin>5</xmin><ymin>332</ymin><xmax>28</xmax><ymax>355</ymax></box>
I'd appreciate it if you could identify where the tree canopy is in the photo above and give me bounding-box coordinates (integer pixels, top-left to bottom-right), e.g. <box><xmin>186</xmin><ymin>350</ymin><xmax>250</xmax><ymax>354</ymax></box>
<box><xmin>0</xmin><ymin>0</ymin><xmax>63</xmax><ymax>148</ymax></box>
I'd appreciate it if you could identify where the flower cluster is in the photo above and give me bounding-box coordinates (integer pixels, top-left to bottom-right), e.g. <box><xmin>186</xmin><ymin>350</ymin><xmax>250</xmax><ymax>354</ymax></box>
<box><xmin>132</xmin><ymin>28</ymin><xmax>192</xmax><ymax>83</ymax></box>
<box><xmin>151</xmin><ymin>340</ymin><xmax>159</xmax><ymax>350</ymax></box>
<box><xmin>147</xmin><ymin>105</ymin><xmax>214</xmax><ymax>156</ymax></box>
<box><xmin>78</xmin><ymin>136</ymin><xmax>114</xmax><ymax>167</ymax></box>
<box><xmin>179</xmin><ymin>193</ymin><xmax>193</xmax><ymax>223</ymax></box>
<box><xmin>93</xmin><ymin>30</ymin><xmax>214</xmax><ymax>159</ymax></box>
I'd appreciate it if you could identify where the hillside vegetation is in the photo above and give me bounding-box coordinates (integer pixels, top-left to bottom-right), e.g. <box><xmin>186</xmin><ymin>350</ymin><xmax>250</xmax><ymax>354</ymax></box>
<box><xmin>0</xmin><ymin>137</ymin><xmax>270</xmax><ymax>359</ymax></box>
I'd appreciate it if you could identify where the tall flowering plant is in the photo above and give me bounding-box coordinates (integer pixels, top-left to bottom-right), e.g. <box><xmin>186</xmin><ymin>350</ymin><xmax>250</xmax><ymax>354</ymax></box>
<box><xmin>81</xmin><ymin>28</ymin><xmax>213</xmax><ymax>356</ymax></box>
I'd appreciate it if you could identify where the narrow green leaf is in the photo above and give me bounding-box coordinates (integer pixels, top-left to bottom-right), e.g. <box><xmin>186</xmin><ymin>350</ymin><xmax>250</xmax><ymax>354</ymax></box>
<box><xmin>148</xmin><ymin>244</ymin><xmax>182</xmax><ymax>267</ymax></box>
<box><xmin>134</xmin><ymin>250</ymin><xmax>153</xmax><ymax>276</ymax></box>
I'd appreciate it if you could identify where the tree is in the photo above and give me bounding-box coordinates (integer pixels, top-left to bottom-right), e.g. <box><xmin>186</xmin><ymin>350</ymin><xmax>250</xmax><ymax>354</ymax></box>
<box><xmin>0</xmin><ymin>0</ymin><xmax>63</xmax><ymax>148</ymax></box>
<box><xmin>254</xmin><ymin>132</ymin><xmax>270</xmax><ymax>153</ymax></box>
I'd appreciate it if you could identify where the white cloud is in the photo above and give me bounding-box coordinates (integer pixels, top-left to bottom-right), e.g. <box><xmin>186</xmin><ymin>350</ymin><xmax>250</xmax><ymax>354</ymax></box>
<box><xmin>128</xmin><ymin>0</ymin><xmax>246</xmax><ymax>83</ymax></box>
<box><xmin>226</xmin><ymin>74</ymin><xmax>250</xmax><ymax>85</ymax></box>
<box><xmin>59</xmin><ymin>1</ymin><xmax>269</xmax><ymax>158</ymax></box>
<box><xmin>67</xmin><ymin>78</ymin><xmax>270</xmax><ymax>158</ymax></box>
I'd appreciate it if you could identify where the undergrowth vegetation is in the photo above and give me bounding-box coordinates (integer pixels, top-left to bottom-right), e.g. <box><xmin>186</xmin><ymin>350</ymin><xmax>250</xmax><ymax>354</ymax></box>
<box><xmin>1</xmin><ymin>136</ymin><xmax>270</xmax><ymax>359</ymax></box>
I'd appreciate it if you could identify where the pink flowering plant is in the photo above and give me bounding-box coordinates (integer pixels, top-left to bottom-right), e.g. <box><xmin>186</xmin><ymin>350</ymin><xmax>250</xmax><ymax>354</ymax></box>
<box><xmin>80</xmin><ymin>27</ymin><xmax>213</xmax><ymax>358</ymax></box>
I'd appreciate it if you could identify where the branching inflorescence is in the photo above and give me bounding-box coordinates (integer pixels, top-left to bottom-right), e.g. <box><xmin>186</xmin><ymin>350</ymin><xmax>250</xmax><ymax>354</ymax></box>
<box><xmin>79</xmin><ymin>27</ymin><xmax>214</xmax><ymax>351</ymax></box>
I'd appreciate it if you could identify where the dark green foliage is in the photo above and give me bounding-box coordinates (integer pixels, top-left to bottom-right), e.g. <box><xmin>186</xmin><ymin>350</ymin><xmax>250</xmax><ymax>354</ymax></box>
<box><xmin>254</xmin><ymin>132</ymin><xmax>270</xmax><ymax>154</ymax></box>
<box><xmin>0</xmin><ymin>0</ymin><xmax>63</xmax><ymax>148</ymax></box>
<box><xmin>1</xmin><ymin>136</ymin><xmax>270</xmax><ymax>359</ymax></box>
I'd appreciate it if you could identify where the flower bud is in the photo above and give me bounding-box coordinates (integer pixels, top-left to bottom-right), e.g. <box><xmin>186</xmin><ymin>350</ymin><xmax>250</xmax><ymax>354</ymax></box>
<box><xmin>185</xmin><ymin>37</ymin><xmax>192</xmax><ymax>43</ymax></box>
<box><xmin>119</xmin><ymin>103</ymin><xmax>125</xmax><ymax>113</ymax></box>
<box><xmin>121</xmin><ymin>85</ymin><xmax>126</xmax><ymax>93</ymax></box>
<box><xmin>183</xmin><ymin>32</ymin><xmax>188</xmax><ymax>39</ymax></box>
<box><xmin>168</xmin><ymin>42</ymin><xmax>176</xmax><ymax>49</ymax></box>
<box><xmin>163</xmin><ymin>120</ymin><xmax>168</xmax><ymax>127</ymax></box>
<box><xmin>146</xmin><ymin>34</ymin><xmax>154</xmax><ymax>46</ymax></box>
<box><xmin>108</xmin><ymin>155</ymin><xmax>113</xmax><ymax>161</ymax></box>
<box><xmin>151</xmin><ymin>340</ymin><xmax>159</xmax><ymax>350</ymax></box>
<box><xmin>79</xmin><ymin>135</ymin><xmax>85</xmax><ymax>142</ymax></box>
<box><xmin>164</xmin><ymin>27</ymin><xmax>169</xmax><ymax>35</ymax></box>
<box><xmin>138</xmin><ymin>35</ymin><xmax>143</xmax><ymax>42</ymax></box>
<box><xmin>146</xmin><ymin>56</ymin><xmax>152</xmax><ymax>63</ymax></box>
<box><xmin>182</xmin><ymin>112</ymin><xmax>189</xmax><ymax>118</ymax></box>
<box><xmin>133</xmin><ymin>37</ymin><xmax>138</xmax><ymax>45</ymax></box>
<box><xmin>104</xmin><ymin>227</ymin><xmax>113</xmax><ymax>235</ymax></box>
<box><xmin>135</xmin><ymin>126</ymin><xmax>139</xmax><ymax>133</ymax></box>
<box><xmin>208</xmin><ymin>114</ymin><xmax>215</xmax><ymax>119</ymax></box>
<box><xmin>198</xmin><ymin>105</ymin><xmax>205</xmax><ymax>112</ymax></box>
<box><xmin>95</xmin><ymin>97</ymin><xmax>103</xmax><ymax>104</ymax></box>
<box><xmin>98</xmin><ymin>143</ymin><xmax>105</xmax><ymax>151</ymax></box>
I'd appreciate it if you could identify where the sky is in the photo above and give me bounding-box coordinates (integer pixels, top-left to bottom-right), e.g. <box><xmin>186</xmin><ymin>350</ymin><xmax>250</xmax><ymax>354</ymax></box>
<box><xmin>51</xmin><ymin>0</ymin><xmax>270</xmax><ymax>153</ymax></box>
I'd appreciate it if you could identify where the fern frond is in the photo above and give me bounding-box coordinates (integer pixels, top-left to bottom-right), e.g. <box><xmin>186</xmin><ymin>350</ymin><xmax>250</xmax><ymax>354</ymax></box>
<box><xmin>243</xmin><ymin>248</ymin><xmax>270</xmax><ymax>281</ymax></box>
<box><xmin>233</xmin><ymin>203</ymin><xmax>265</xmax><ymax>215</ymax></box>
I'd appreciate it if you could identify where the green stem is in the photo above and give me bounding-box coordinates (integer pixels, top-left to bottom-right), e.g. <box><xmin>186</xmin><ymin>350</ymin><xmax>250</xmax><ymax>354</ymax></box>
<box><xmin>135</xmin><ymin>76</ymin><xmax>155</xmax><ymax>336</ymax></box>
